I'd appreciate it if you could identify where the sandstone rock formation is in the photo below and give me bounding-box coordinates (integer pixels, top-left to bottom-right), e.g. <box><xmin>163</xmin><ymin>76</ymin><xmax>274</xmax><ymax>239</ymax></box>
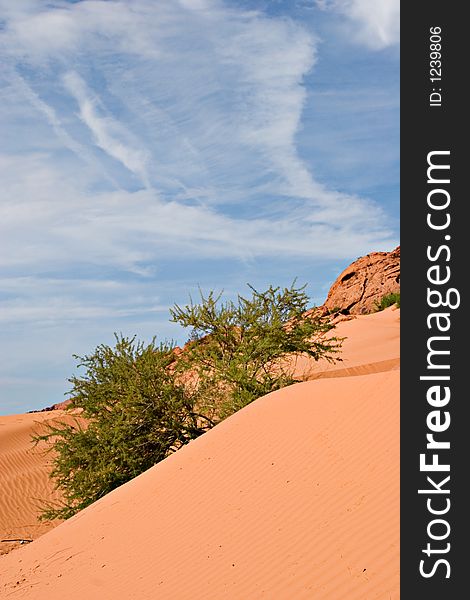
<box><xmin>31</xmin><ymin>399</ymin><xmax>72</xmax><ymax>413</ymax></box>
<box><xmin>323</xmin><ymin>246</ymin><xmax>400</xmax><ymax>315</ymax></box>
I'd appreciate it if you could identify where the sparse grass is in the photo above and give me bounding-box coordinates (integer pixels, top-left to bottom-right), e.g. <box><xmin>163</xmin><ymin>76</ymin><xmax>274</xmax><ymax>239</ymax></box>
<box><xmin>374</xmin><ymin>292</ymin><xmax>400</xmax><ymax>311</ymax></box>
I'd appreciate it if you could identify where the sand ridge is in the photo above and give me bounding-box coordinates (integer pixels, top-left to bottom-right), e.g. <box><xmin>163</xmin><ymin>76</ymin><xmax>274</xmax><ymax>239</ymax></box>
<box><xmin>0</xmin><ymin>308</ymin><xmax>399</xmax><ymax>599</ymax></box>
<box><xmin>0</xmin><ymin>373</ymin><xmax>399</xmax><ymax>599</ymax></box>
<box><xmin>293</xmin><ymin>305</ymin><xmax>400</xmax><ymax>381</ymax></box>
<box><xmin>0</xmin><ymin>411</ymin><xmax>75</xmax><ymax>555</ymax></box>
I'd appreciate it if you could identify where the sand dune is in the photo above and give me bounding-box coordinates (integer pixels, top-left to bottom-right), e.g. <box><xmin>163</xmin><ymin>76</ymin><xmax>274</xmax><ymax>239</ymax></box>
<box><xmin>293</xmin><ymin>306</ymin><xmax>400</xmax><ymax>381</ymax></box>
<box><xmin>0</xmin><ymin>308</ymin><xmax>399</xmax><ymax>598</ymax></box>
<box><xmin>0</xmin><ymin>412</ymin><xmax>69</xmax><ymax>556</ymax></box>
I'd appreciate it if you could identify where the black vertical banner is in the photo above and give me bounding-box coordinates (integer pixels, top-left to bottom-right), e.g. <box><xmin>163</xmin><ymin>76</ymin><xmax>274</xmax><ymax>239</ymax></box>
<box><xmin>401</xmin><ymin>3</ymin><xmax>467</xmax><ymax>598</ymax></box>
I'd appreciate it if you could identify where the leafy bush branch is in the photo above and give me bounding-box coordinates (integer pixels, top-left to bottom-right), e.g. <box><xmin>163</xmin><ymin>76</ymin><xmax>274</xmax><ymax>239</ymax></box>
<box><xmin>36</xmin><ymin>282</ymin><xmax>342</xmax><ymax>519</ymax></box>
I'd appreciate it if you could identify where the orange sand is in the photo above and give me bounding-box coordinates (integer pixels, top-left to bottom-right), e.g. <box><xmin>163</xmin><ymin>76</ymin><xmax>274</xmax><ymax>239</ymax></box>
<box><xmin>0</xmin><ymin>411</ymin><xmax>71</xmax><ymax>556</ymax></box>
<box><xmin>293</xmin><ymin>305</ymin><xmax>400</xmax><ymax>380</ymax></box>
<box><xmin>0</xmin><ymin>308</ymin><xmax>399</xmax><ymax>598</ymax></box>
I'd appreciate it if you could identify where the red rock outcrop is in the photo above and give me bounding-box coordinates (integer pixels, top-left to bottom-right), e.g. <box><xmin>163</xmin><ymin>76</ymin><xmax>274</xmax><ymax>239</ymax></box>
<box><xmin>323</xmin><ymin>246</ymin><xmax>400</xmax><ymax>315</ymax></box>
<box><xmin>31</xmin><ymin>399</ymin><xmax>72</xmax><ymax>413</ymax></box>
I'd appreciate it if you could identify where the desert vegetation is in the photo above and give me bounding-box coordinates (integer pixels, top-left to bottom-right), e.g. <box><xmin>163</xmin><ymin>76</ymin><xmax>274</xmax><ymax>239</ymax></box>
<box><xmin>35</xmin><ymin>282</ymin><xmax>342</xmax><ymax>519</ymax></box>
<box><xmin>374</xmin><ymin>292</ymin><xmax>400</xmax><ymax>311</ymax></box>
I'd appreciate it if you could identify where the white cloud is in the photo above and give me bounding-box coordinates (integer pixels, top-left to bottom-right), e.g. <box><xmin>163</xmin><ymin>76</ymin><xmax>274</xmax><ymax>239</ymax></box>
<box><xmin>0</xmin><ymin>152</ymin><xmax>393</xmax><ymax>275</ymax></box>
<box><xmin>63</xmin><ymin>71</ymin><xmax>150</xmax><ymax>186</ymax></box>
<box><xmin>316</xmin><ymin>0</ymin><xmax>399</xmax><ymax>49</ymax></box>
<box><xmin>0</xmin><ymin>0</ymin><xmax>398</xmax><ymax>412</ymax></box>
<box><xmin>3</xmin><ymin>69</ymin><xmax>113</xmax><ymax>179</ymax></box>
<box><xmin>0</xmin><ymin>300</ymin><xmax>167</xmax><ymax>324</ymax></box>
<box><xmin>0</xmin><ymin>0</ymin><xmax>396</xmax><ymax>271</ymax></box>
<box><xmin>178</xmin><ymin>0</ymin><xmax>213</xmax><ymax>9</ymax></box>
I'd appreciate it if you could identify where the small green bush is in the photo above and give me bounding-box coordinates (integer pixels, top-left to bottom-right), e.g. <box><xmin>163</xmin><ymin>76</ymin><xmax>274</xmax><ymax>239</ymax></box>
<box><xmin>375</xmin><ymin>292</ymin><xmax>400</xmax><ymax>311</ymax></box>
<box><xmin>170</xmin><ymin>282</ymin><xmax>342</xmax><ymax>421</ymax></box>
<box><xmin>34</xmin><ymin>336</ymin><xmax>205</xmax><ymax>520</ymax></box>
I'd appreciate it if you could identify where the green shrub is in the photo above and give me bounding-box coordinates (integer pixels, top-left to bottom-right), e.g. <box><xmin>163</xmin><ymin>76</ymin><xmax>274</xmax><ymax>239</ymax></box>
<box><xmin>170</xmin><ymin>282</ymin><xmax>342</xmax><ymax>421</ymax></box>
<box><xmin>374</xmin><ymin>292</ymin><xmax>400</xmax><ymax>311</ymax></box>
<box><xmin>37</xmin><ymin>282</ymin><xmax>342</xmax><ymax>520</ymax></box>
<box><xmin>34</xmin><ymin>336</ymin><xmax>205</xmax><ymax>520</ymax></box>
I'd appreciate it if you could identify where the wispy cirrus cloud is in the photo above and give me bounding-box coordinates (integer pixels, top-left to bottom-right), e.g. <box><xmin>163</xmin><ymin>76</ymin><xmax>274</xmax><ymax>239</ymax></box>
<box><xmin>0</xmin><ymin>0</ymin><xmax>398</xmax><ymax>412</ymax></box>
<box><xmin>63</xmin><ymin>71</ymin><xmax>151</xmax><ymax>187</ymax></box>
<box><xmin>0</xmin><ymin>0</ymin><xmax>395</xmax><ymax>260</ymax></box>
<box><xmin>315</xmin><ymin>0</ymin><xmax>399</xmax><ymax>49</ymax></box>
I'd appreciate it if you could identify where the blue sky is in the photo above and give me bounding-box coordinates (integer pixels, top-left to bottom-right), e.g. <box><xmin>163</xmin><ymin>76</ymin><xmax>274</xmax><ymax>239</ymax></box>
<box><xmin>0</xmin><ymin>0</ymin><xmax>399</xmax><ymax>414</ymax></box>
